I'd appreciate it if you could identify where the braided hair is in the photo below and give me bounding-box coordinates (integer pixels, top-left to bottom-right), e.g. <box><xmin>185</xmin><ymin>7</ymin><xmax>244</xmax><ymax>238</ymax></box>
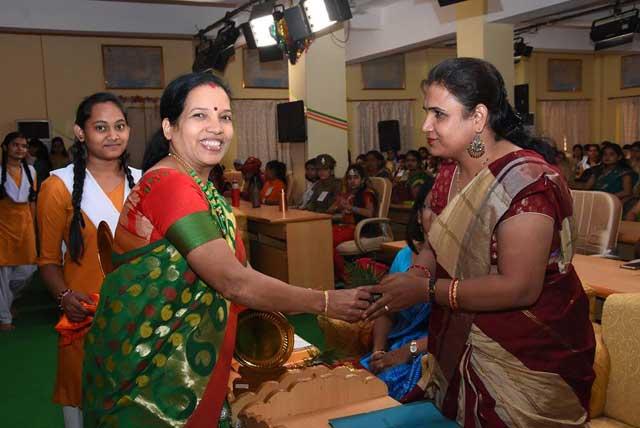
<box><xmin>68</xmin><ymin>92</ymin><xmax>135</xmax><ymax>263</ymax></box>
<box><xmin>1</xmin><ymin>132</ymin><xmax>36</xmax><ymax>202</ymax></box>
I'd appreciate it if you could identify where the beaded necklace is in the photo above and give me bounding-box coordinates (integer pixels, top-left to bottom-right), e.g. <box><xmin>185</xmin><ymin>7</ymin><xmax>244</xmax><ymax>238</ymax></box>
<box><xmin>168</xmin><ymin>152</ymin><xmax>236</xmax><ymax>249</ymax></box>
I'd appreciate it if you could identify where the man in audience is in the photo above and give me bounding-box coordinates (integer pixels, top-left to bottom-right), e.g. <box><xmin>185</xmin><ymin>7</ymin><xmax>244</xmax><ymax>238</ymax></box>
<box><xmin>298</xmin><ymin>158</ymin><xmax>318</xmax><ymax>207</ymax></box>
<box><xmin>302</xmin><ymin>154</ymin><xmax>341</xmax><ymax>212</ymax></box>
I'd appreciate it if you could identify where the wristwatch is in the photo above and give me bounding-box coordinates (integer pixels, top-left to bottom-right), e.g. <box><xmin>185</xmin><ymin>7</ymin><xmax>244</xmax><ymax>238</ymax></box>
<box><xmin>409</xmin><ymin>340</ymin><xmax>419</xmax><ymax>358</ymax></box>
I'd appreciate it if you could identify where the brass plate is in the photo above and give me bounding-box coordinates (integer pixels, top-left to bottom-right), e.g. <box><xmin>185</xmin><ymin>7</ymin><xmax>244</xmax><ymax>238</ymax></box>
<box><xmin>234</xmin><ymin>311</ymin><xmax>294</xmax><ymax>370</ymax></box>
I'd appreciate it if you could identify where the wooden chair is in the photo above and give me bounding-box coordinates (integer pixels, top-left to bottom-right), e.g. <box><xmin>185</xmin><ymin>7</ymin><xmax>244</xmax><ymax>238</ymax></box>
<box><xmin>570</xmin><ymin>190</ymin><xmax>622</xmax><ymax>255</ymax></box>
<box><xmin>336</xmin><ymin>177</ymin><xmax>394</xmax><ymax>257</ymax></box>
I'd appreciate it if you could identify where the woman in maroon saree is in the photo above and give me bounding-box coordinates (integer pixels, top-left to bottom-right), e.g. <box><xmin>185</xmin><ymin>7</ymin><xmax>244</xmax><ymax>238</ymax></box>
<box><xmin>365</xmin><ymin>58</ymin><xmax>595</xmax><ymax>427</ymax></box>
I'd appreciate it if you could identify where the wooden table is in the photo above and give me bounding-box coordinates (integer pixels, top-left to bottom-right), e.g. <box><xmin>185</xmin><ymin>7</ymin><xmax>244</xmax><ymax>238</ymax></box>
<box><xmin>233</xmin><ymin>201</ymin><xmax>334</xmax><ymax>290</ymax></box>
<box><xmin>388</xmin><ymin>203</ymin><xmax>412</xmax><ymax>241</ymax></box>
<box><xmin>380</xmin><ymin>242</ymin><xmax>640</xmax><ymax>298</ymax></box>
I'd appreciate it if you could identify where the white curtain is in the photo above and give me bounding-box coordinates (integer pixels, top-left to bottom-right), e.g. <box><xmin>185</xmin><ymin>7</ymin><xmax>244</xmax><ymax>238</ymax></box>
<box><xmin>538</xmin><ymin>100</ymin><xmax>591</xmax><ymax>150</ymax></box>
<box><xmin>122</xmin><ymin>97</ymin><xmax>161</xmax><ymax>169</ymax></box>
<box><xmin>619</xmin><ymin>97</ymin><xmax>640</xmax><ymax>144</ymax></box>
<box><xmin>354</xmin><ymin>101</ymin><xmax>413</xmax><ymax>155</ymax></box>
<box><xmin>232</xmin><ymin>99</ymin><xmax>292</xmax><ymax>167</ymax></box>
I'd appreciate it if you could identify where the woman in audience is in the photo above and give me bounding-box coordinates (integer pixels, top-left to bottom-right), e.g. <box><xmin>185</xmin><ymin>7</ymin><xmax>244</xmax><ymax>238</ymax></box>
<box><xmin>355</xmin><ymin>153</ymin><xmax>367</xmax><ymax>167</ymax></box>
<box><xmin>0</xmin><ymin>132</ymin><xmax>37</xmax><ymax>332</ymax></box>
<box><xmin>365</xmin><ymin>150</ymin><xmax>392</xmax><ymax>179</ymax></box>
<box><xmin>365</xmin><ymin>58</ymin><xmax>595</xmax><ymax>427</ymax></box>
<box><xmin>586</xmin><ymin>143</ymin><xmax>637</xmax><ymax>201</ymax></box>
<box><xmin>209</xmin><ymin>164</ymin><xmax>231</xmax><ymax>194</ymax></box>
<box><xmin>240</xmin><ymin>156</ymin><xmax>262</xmax><ymax>201</ymax></box>
<box><xmin>81</xmin><ymin>72</ymin><xmax>371</xmax><ymax>428</ymax></box>
<box><xmin>384</xmin><ymin>149</ymin><xmax>398</xmax><ymax>173</ymax></box>
<box><xmin>360</xmin><ymin>182</ymin><xmax>433</xmax><ymax>401</ymax></box>
<box><xmin>328</xmin><ymin>164</ymin><xmax>378</xmax><ymax>281</ymax></box>
<box><xmin>38</xmin><ymin>93</ymin><xmax>142</xmax><ymax>428</ymax></box>
<box><xmin>303</xmin><ymin>154</ymin><xmax>342</xmax><ymax>212</ymax></box>
<box><xmin>28</xmin><ymin>138</ymin><xmax>52</xmax><ymax>190</ymax></box>
<box><xmin>571</xmin><ymin>143</ymin><xmax>586</xmax><ymax>179</ymax></box>
<box><xmin>50</xmin><ymin>136</ymin><xmax>71</xmax><ymax>170</ymax></box>
<box><xmin>260</xmin><ymin>160</ymin><xmax>287</xmax><ymax>205</ymax></box>
<box><xmin>391</xmin><ymin>150</ymin><xmax>432</xmax><ymax>204</ymax></box>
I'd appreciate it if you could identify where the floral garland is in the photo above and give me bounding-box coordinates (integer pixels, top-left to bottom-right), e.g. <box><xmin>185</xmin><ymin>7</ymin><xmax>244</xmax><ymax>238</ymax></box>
<box><xmin>274</xmin><ymin>16</ymin><xmax>313</xmax><ymax>65</ymax></box>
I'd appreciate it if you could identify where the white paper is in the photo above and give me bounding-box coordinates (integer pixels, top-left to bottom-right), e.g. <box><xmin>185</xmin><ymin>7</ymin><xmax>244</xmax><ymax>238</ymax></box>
<box><xmin>293</xmin><ymin>334</ymin><xmax>312</xmax><ymax>350</ymax></box>
<box><xmin>317</xmin><ymin>191</ymin><xmax>328</xmax><ymax>202</ymax></box>
<box><xmin>265</xmin><ymin>187</ymin><xmax>273</xmax><ymax>196</ymax></box>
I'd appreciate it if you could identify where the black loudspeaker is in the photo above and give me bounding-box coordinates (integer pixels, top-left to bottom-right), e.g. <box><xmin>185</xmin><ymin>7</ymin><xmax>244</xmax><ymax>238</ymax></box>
<box><xmin>514</xmin><ymin>84</ymin><xmax>529</xmax><ymax>115</ymax></box>
<box><xmin>277</xmin><ymin>101</ymin><xmax>307</xmax><ymax>143</ymax></box>
<box><xmin>378</xmin><ymin>120</ymin><xmax>401</xmax><ymax>152</ymax></box>
<box><xmin>437</xmin><ymin>0</ymin><xmax>467</xmax><ymax>6</ymax></box>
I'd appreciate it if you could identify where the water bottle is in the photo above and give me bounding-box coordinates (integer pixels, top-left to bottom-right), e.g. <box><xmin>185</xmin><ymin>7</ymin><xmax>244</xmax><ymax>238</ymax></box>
<box><xmin>231</xmin><ymin>180</ymin><xmax>240</xmax><ymax>207</ymax></box>
<box><xmin>250</xmin><ymin>177</ymin><xmax>261</xmax><ymax>208</ymax></box>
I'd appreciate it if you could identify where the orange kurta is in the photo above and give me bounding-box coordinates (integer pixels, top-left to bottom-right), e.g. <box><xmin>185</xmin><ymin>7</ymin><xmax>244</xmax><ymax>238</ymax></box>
<box><xmin>37</xmin><ymin>175</ymin><xmax>124</xmax><ymax>407</ymax></box>
<box><xmin>259</xmin><ymin>178</ymin><xmax>285</xmax><ymax>204</ymax></box>
<box><xmin>0</xmin><ymin>168</ymin><xmax>37</xmax><ymax>266</ymax></box>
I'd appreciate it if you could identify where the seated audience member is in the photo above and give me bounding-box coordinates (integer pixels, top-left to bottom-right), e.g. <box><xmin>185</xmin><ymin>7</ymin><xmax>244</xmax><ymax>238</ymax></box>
<box><xmin>303</xmin><ymin>154</ymin><xmax>341</xmax><ymax>212</ymax></box>
<box><xmin>299</xmin><ymin>158</ymin><xmax>318</xmax><ymax>207</ymax></box>
<box><xmin>240</xmin><ymin>156</ymin><xmax>263</xmax><ymax>200</ymax></box>
<box><xmin>384</xmin><ymin>150</ymin><xmax>398</xmax><ymax>173</ymax></box>
<box><xmin>209</xmin><ymin>164</ymin><xmax>231</xmax><ymax>194</ymax></box>
<box><xmin>586</xmin><ymin>143</ymin><xmax>637</xmax><ymax>201</ymax></box>
<box><xmin>49</xmin><ymin>137</ymin><xmax>70</xmax><ymax>170</ymax></box>
<box><xmin>425</xmin><ymin>154</ymin><xmax>440</xmax><ymax>176</ymax></box>
<box><xmin>418</xmin><ymin>146</ymin><xmax>429</xmax><ymax>163</ymax></box>
<box><xmin>355</xmin><ymin>154</ymin><xmax>367</xmax><ymax>167</ymax></box>
<box><xmin>360</xmin><ymin>182</ymin><xmax>433</xmax><ymax>401</ymax></box>
<box><xmin>260</xmin><ymin>160</ymin><xmax>287</xmax><ymax>205</ymax></box>
<box><xmin>328</xmin><ymin>164</ymin><xmax>378</xmax><ymax>281</ymax></box>
<box><xmin>630</xmin><ymin>141</ymin><xmax>640</xmax><ymax>181</ymax></box>
<box><xmin>576</xmin><ymin>143</ymin><xmax>601</xmax><ymax>183</ymax></box>
<box><xmin>28</xmin><ymin>138</ymin><xmax>52</xmax><ymax>191</ymax></box>
<box><xmin>391</xmin><ymin>150</ymin><xmax>432</xmax><ymax>204</ymax></box>
<box><xmin>366</xmin><ymin>150</ymin><xmax>392</xmax><ymax>179</ymax></box>
<box><xmin>233</xmin><ymin>158</ymin><xmax>244</xmax><ymax>171</ymax></box>
<box><xmin>570</xmin><ymin>144</ymin><xmax>586</xmax><ymax>181</ymax></box>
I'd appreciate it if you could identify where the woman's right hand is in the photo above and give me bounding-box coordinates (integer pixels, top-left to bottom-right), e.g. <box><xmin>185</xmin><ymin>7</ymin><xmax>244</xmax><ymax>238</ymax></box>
<box><xmin>61</xmin><ymin>290</ymin><xmax>93</xmax><ymax>322</ymax></box>
<box><xmin>326</xmin><ymin>287</ymin><xmax>372</xmax><ymax>322</ymax></box>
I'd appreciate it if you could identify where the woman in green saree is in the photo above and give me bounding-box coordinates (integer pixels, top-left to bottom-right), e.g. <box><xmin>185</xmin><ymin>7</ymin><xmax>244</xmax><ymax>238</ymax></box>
<box><xmin>82</xmin><ymin>72</ymin><xmax>372</xmax><ymax>428</ymax></box>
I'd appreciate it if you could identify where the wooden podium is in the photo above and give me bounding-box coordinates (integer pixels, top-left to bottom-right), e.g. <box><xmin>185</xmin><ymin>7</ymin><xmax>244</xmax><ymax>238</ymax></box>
<box><xmin>230</xmin><ymin>366</ymin><xmax>399</xmax><ymax>428</ymax></box>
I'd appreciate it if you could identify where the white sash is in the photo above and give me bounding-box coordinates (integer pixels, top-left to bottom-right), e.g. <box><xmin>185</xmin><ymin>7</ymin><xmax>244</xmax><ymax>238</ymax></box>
<box><xmin>1</xmin><ymin>165</ymin><xmax>35</xmax><ymax>203</ymax></box>
<box><xmin>51</xmin><ymin>164</ymin><xmax>142</xmax><ymax>233</ymax></box>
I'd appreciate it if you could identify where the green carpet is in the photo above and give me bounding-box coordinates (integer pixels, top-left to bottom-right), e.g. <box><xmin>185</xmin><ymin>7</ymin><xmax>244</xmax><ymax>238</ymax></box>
<box><xmin>0</xmin><ymin>273</ymin><xmax>63</xmax><ymax>428</ymax></box>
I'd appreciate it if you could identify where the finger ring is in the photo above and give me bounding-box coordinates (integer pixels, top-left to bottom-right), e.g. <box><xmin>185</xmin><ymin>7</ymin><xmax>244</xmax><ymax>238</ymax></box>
<box><xmin>384</xmin><ymin>304</ymin><xmax>390</xmax><ymax>312</ymax></box>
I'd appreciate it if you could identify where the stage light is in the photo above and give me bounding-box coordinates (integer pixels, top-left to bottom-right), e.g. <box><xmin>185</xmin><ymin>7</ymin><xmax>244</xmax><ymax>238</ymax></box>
<box><xmin>590</xmin><ymin>7</ymin><xmax>639</xmax><ymax>51</ymax></box>
<box><xmin>192</xmin><ymin>22</ymin><xmax>240</xmax><ymax>72</ymax></box>
<box><xmin>513</xmin><ymin>36</ymin><xmax>533</xmax><ymax>63</ymax></box>
<box><xmin>249</xmin><ymin>0</ymin><xmax>277</xmax><ymax>47</ymax></box>
<box><xmin>283</xmin><ymin>5</ymin><xmax>312</xmax><ymax>42</ymax></box>
<box><xmin>302</xmin><ymin>0</ymin><xmax>351</xmax><ymax>33</ymax></box>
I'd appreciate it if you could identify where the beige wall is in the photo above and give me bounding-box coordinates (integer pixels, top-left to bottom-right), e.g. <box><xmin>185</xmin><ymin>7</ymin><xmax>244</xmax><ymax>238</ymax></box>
<box><xmin>0</xmin><ymin>32</ymin><xmax>193</xmax><ymax>161</ymax></box>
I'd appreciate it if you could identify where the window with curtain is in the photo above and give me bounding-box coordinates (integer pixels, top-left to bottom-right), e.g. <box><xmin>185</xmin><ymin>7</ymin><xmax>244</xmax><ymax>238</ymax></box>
<box><xmin>121</xmin><ymin>96</ymin><xmax>161</xmax><ymax>169</ymax></box>
<box><xmin>354</xmin><ymin>100</ymin><xmax>414</xmax><ymax>155</ymax></box>
<box><xmin>538</xmin><ymin>100</ymin><xmax>591</xmax><ymax>150</ymax></box>
<box><xmin>231</xmin><ymin>99</ymin><xmax>292</xmax><ymax>167</ymax></box>
<box><xmin>619</xmin><ymin>97</ymin><xmax>640</xmax><ymax>144</ymax></box>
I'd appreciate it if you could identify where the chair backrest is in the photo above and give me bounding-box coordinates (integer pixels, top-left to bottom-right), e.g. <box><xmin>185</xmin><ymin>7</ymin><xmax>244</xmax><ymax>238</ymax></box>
<box><xmin>369</xmin><ymin>177</ymin><xmax>392</xmax><ymax>218</ymax></box>
<box><xmin>570</xmin><ymin>190</ymin><xmax>622</xmax><ymax>255</ymax></box>
<box><xmin>601</xmin><ymin>293</ymin><xmax>640</xmax><ymax>426</ymax></box>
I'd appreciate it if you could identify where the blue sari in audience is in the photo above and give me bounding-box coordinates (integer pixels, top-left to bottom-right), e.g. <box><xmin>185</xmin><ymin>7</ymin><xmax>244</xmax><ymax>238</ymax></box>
<box><xmin>360</xmin><ymin>246</ymin><xmax>431</xmax><ymax>401</ymax></box>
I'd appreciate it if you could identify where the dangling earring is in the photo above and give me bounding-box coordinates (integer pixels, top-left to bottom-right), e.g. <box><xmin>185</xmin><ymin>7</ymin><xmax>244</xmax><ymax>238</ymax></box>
<box><xmin>467</xmin><ymin>133</ymin><xmax>485</xmax><ymax>159</ymax></box>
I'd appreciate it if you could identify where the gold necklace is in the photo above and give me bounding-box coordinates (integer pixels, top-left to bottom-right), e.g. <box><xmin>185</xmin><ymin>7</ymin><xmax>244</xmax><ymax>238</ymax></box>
<box><xmin>168</xmin><ymin>152</ymin><xmax>195</xmax><ymax>173</ymax></box>
<box><xmin>455</xmin><ymin>156</ymin><xmax>490</xmax><ymax>196</ymax></box>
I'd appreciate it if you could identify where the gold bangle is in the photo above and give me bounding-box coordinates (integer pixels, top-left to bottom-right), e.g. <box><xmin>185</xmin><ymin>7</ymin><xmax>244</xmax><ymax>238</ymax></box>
<box><xmin>323</xmin><ymin>290</ymin><xmax>329</xmax><ymax>317</ymax></box>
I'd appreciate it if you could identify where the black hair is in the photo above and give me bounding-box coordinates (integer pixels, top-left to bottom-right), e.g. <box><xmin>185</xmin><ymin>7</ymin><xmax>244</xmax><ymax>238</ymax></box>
<box><xmin>601</xmin><ymin>142</ymin><xmax>630</xmax><ymax>168</ymax></box>
<box><xmin>266</xmin><ymin>160</ymin><xmax>287</xmax><ymax>187</ymax></box>
<box><xmin>68</xmin><ymin>92</ymin><xmax>135</xmax><ymax>263</ymax></box>
<box><xmin>366</xmin><ymin>150</ymin><xmax>385</xmax><ymax>169</ymax></box>
<box><xmin>345</xmin><ymin>163</ymin><xmax>377</xmax><ymax>214</ymax></box>
<box><xmin>29</xmin><ymin>138</ymin><xmax>50</xmax><ymax>161</ymax></box>
<box><xmin>142</xmin><ymin>72</ymin><xmax>232</xmax><ymax>172</ymax></box>
<box><xmin>1</xmin><ymin>132</ymin><xmax>36</xmax><ymax>202</ymax></box>
<box><xmin>632</xmin><ymin>141</ymin><xmax>640</xmax><ymax>151</ymax></box>
<box><xmin>572</xmin><ymin>144</ymin><xmax>584</xmax><ymax>157</ymax></box>
<box><xmin>404</xmin><ymin>150</ymin><xmax>423</xmax><ymax>169</ymax></box>
<box><xmin>50</xmin><ymin>137</ymin><xmax>69</xmax><ymax>156</ymax></box>
<box><xmin>356</xmin><ymin>154</ymin><xmax>367</xmax><ymax>162</ymax></box>
<box><xmin>424</xmin><ymin>57</ymin><xmax>556</xmax><ymax>164</ymax></box>
<box><xmin>406</xmin><ymin>180</ymin><xmax>436</xmax><ymax>255</ymax></box>
<box><xmin>623</xmin><ymin>144</ymin><xmax>632</xmax><ymax>150</ymax></box>
<box><xmin>305</xmin><ymin>159</ymin><xmax>316</xmax><ymax>168</ymax></box>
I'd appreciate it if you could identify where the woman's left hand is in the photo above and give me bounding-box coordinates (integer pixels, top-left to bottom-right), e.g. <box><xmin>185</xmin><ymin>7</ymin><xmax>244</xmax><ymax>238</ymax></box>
<box><xmin>370</xmin><ymin>347</ymin><xmax>411</xmax><ymax>373</ymax></box>
<box><xmin>364</xmin><ymin>272</ymin><xmax>429</xmax><ymax>321</ymax></box>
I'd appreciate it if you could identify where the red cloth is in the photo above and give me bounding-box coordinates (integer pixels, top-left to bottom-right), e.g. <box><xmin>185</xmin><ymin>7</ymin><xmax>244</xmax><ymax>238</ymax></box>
<box><xmin>54</xmin><ymin>293</ymin><xmax>100</xmax><ymax>347</ymax></box>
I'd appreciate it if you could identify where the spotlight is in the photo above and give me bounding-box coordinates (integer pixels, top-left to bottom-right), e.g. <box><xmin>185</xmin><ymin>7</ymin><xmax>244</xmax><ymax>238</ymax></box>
<box><xmin>283</xmin><ymin>5</ymin><xmax>312</xmax><ymax>42</ymax></box>
<box><xmin>513</xmin><ymin>36</ymin><xmax>533</xmax><ymax>63</ymax></box>
<box><xmin>249</xmin><ymin>0</ymin><xmax>277</xmax><ymax>47</ymax></box>
<box><xmin>301</xmin><ymin>0</ymin><xmax>352</xmax><ymax>33</ymax></box>
<box><xmin>192</xmin><ymin>22</ymin><xmax>240</xmax><ymax>72</ymax></box>
<box><xmin>590</xmin><ymin>7</ymin><xmax>639</xmax><ymax>51</ymax></box>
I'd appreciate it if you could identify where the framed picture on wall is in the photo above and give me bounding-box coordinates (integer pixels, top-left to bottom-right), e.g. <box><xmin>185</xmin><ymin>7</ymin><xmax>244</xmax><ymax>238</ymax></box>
<box><xmin>621</xmin><ymin>54</ymin><xmax>640</xmax><ymax>89</ymax></box>
<box><xmin>547</xmin><ymin>59</ymin><xmax>582</xmax><ymax>92</ymax></box>
<box><xmin>361</xmin><ymin>54</ymin><xmax>405</xmax><ymax>89</ymax></box>
<box><xmin>102</xmin><ymin>45</ymin><xmax>164</xmax><ymax>89</ymax></box>
<box><xmin>242</xmin><ymin>48</ymin><xmax>289</xmax><ymax>89</ymax></box>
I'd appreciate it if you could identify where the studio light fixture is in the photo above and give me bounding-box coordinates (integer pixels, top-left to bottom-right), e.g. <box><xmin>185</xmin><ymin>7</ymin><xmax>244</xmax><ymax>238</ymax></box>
<box><xmin>192</xmin><ymin>21</ymin><xmax>240</xmax><ymax>72</ymax></box>
<box><xmin>590</xmin><ymin>7</ymin><xmax>639</xmax><ymax>51</ymax></box>
<box><xmin>249</xmin><ymin>0</ymin><xmax>277</xmax><ymax>47</ymax></box>
<box><xmin>513</xmin><ymin>36</ymin><xmax>533</xmax><ymax>63</ymax></box>
<box><xmin>302</xmin><ymin>0</ymin><xmax>351</xmax><ymax>33</ymax></box>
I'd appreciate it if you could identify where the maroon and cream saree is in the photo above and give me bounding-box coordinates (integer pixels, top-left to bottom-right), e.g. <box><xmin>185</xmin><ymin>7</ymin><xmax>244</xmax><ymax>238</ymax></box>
<box><xmin>419</xmin><ymin>150</ymin><xmax>595</xmax><ymax>427</ymax></box>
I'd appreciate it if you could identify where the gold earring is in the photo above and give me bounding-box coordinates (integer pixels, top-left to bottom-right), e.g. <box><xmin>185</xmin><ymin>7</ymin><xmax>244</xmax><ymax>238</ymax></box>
<box><xmin>467</xmin><ymin>134</ymin><xmax>485</xmax><ymax>159</ymax></box>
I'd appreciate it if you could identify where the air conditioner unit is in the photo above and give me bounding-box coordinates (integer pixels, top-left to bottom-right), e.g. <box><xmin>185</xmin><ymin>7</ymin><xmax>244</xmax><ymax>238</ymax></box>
<box><xmin>590</xmin><ymin>8</ymin><xmax>639</xmax><ymax>50</ymax></box>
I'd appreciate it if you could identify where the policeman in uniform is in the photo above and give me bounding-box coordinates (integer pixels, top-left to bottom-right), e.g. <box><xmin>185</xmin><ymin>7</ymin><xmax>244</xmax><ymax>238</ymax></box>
<box><xmin>302</xmin><ymin>154</ymin><xmax>342</xmax><ymax>213</ymax></box>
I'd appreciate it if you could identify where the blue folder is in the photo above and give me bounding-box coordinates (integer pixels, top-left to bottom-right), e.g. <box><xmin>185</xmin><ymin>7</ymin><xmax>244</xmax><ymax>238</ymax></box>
<box><xmin>329</xmin><ymin>401</ymin><xmax>458</xmax><ymax>428</ymax></box>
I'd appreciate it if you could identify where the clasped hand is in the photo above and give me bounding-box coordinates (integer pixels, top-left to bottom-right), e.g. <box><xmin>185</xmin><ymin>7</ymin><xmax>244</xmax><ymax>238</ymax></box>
<box><xmin>363</xmin><ymin>271</ymin><xmax>432</xmax><ymax>321</ymax></box>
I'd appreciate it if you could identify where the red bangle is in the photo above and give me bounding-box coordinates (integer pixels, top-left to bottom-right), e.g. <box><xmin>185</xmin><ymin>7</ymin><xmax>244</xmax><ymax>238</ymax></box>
<box><xmin>409</xmin><ymin>264</ymin><xmax>431</xmax><ymax>279</ymax></box>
